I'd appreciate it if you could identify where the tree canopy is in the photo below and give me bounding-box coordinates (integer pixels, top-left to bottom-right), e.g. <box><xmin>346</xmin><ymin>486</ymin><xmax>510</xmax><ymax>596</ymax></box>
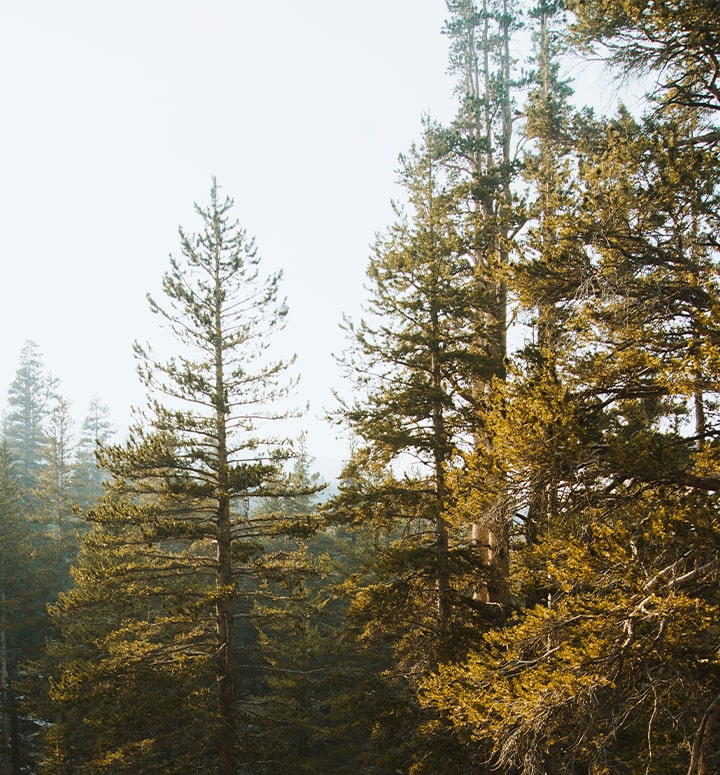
<box><xmin>3</xmin><ymin>3</ymin><xmax>720</xmax><ymax>774</ymax></box>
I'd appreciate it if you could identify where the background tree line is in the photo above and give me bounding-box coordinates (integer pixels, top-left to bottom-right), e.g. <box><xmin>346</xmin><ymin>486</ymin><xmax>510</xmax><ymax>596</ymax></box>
<box><xmin>1</xmin><ymin>0</ymin><xmax>718</xmax><ymax>773</ymax></box>
<box><xmin>0</xmin><ymin>340</ymin><xmax>113</xmax><ymax>772</ymax></box>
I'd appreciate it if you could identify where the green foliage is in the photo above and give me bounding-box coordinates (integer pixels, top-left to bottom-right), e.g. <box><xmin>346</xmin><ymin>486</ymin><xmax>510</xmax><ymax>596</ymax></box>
<box><xmin>45</xmin><ymin>516</ymin><xmax>216</xmax><ymax>774</ymax></box>
<box><xmin>3</xmin><ymin>341</ymin><xmax>58</xmax><ymax>500</ymax></box>
<box><xmin>14</xmin><ymin>4</ymin><xmax>720</xmax><ymax>774</ymax></box>
<box><xmin>73</xmin><ymin>398</ymin><xmax>114</xmax><ymax>513</ymax></box>
<box><xmin>330</xmin><ymin>118</ymin><xmax>516</xmax><ymax>772</ymax></box>
<box><xmin>417</xmin><ymin>4</ymin><xmax>720</xmax><ymax>774</ymax></box>
<box><xmin>567</xmin><ymin>0</ymin><xmax>720</xmax><ymax>116</ymax></box>
<box><xmin>424</xmin><ymin>488</ymin><xmax>720</xmax><ymax>774</ymax></box>
<box><xmin>0</xmin><ymin>442</ymin><xmax>30</xmax><ymax>773</ymax></box>
<box><xmin>44</xmin><ymin>180</ymin><xmax>304</xmax><ymax>774</ymax></box>
<box><xmin>32</xmin><ymin>394</ymin><xmax>84</xmax><ymax>598</ymax></box>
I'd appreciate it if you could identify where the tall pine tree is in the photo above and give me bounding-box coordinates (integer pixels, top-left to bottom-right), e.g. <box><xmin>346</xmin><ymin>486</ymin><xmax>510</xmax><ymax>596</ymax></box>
<box><xmin>442</xmin><ymin>0</ymin><xmax>526</xmax><ymax>606</ymax></box>
<box><xmin>3</xmin><ymin>341</ymin><xmax>57</xmax><ymax>503</ymax></box>
<box><xmin>421</xmin><ymin>5</ymin><xmax>720</xmax><ymax>773</ymax></box>
<box><xmin>46</xmin><ymin>179</ymin><xmax>300</xmax><ymax>774</ymax></box>
<box><xmin>0</xmin><ymin>442</ymin><xmax>28</xmax><ymax>774</ymax></box>
<box><xmin>331</xmin><ymin>126</ymin><xmax>492</xmax><ymax>773</ymax></box>
<box><xmin>73</xmin><ymin>398</ymin><xmax>114</xmax><ymax>513</ymax></box>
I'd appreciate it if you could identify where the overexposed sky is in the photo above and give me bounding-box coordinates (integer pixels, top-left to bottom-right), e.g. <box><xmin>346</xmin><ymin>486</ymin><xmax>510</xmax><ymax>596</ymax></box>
<box><xmin>0</xmin><ymin>1</ymin><xmax>458</xmax><ymax>476</ymax></box>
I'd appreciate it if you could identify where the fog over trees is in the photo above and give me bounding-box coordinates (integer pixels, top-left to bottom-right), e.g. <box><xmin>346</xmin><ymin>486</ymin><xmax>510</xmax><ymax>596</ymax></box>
<box><xmin>1</xmin><ymin>2</ymin><xmax>719</xmax><ymax>773</ymax></box>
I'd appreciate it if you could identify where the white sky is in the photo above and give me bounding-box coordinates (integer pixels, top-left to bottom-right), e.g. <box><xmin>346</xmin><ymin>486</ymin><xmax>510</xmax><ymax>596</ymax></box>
<box><xmin>1</xmin><ymin>1</ymin><xmax>631</xmax><ymax>480</ymax></box>
<box><xmin>0</xmin><ymin>1</ymin><xmax>459</xmax><ymax>478</ymax></box>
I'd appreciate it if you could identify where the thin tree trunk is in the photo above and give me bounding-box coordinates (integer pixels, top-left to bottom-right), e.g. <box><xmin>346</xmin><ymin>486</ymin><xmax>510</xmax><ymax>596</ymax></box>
<box><xmin>1</xmin><ymin>585</ymin><xmax>12</xmax><ymax>775</ymax></box>
<box><xmin>468</xmin><ymin>0</ymin><xmax>512</xmax><ymax>610</ymax></box>
<box><xmin>214</xmin><ymin>251</ymin><xmax>236</xmax><ymax>775</ymax></box>
<box><xmin>431</xmin><ymin>335</ymin><xmax>451</xmax><ymax>643</ymax></box>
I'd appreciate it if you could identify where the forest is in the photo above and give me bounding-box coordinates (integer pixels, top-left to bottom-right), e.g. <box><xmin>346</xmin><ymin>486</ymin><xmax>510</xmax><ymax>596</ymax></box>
<box><xmin>1</xmin><ymin>1</ymin><xmax>719</xmax><ymax>773</ymax></box>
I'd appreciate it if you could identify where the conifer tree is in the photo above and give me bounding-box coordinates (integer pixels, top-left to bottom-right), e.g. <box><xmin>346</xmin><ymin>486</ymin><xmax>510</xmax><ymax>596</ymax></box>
<box><xmin>73</xmin><ymin>398</ymin><xmax>113</xmax><ymax>513</ymax></box>
<box><xmin>44</xmin><ymin>511</ymin><xmax>215</xmax><ymax>775</ymax></box>
<box><xmin>0</xmin><ymin>442</ymin><xmax>27</xmax><ymax>774</ymax></box>
<box><xmin>32</xmin><ymin>395</ymin><xmax>80</xmax><ymax>602</ymax></box>
<box><xmin>237</xmin><ymin>434</ymin><xmax>330</xmax><ymax>773</ymax></box>
<box><xmin>442</xmin><ymin>0</ymin><xmax>526</xmax><ymax>606</ymax></box>
<box><xmin>567</xmin><ymin>0</ymin><xmax>720</xmax><ymax>119</ymax></box>
<box><xmin>3</xmin><ymin>341</ymin><xmax>57</xmax><ymax>502</ymax></box>
<box><xmin>508</xmin><ymin>0</ymin><xmax>581</xmax><ymax>547</ymax></box>
<box><xmin>331</xmin><ymin>126</ymin><xmax>492</xmax><ymax>773</ymax></box>
<box><xmin>443</xmin><ymin>0</ymin><xmax>521</xmax><ymax>394</ymax></box>
<box><xmin>420</xmin><ymin>6</ymin><xmax>720</xmax><ymax>772</ymax></box>
<box><xmin>46</xmin><ymin>179</ymin><xmax>300</xmax><ymax>774</ymax></box>
<box><xmin>517</xmin><ymin>0</ymin><xmax>577</xmax><ymax>355</ymax></box>
<box><xmin>329</xmin><ymin>5</ymin><xmax>528</xmax><ymax>765</ymax></box>
<box><xmin>455</xmin><ymin>0</ymin><xmax>582</xmax><ymax>568</ymax></box>
<box><xmin>34</xmin><ymin>395</ymin><xmax>76</xmax><ymax>527</ymax></box>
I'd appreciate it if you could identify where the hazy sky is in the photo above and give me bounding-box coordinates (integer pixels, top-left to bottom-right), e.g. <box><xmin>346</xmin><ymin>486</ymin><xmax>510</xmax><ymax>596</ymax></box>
<box><xmin>1</xmin><ymin>1</ymin><xmax>461</xmax><ymax>476</ymax></box>
<box><xmin>1</xmin><ymin>1</ymin><xmax>631</xmax><ymax>479</ymax></box>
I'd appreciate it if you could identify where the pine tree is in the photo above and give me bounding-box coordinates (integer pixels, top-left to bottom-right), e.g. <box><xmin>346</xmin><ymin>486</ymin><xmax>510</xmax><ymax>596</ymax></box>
<box><xmin>44</xmin><ymin>512</ymin><xmax>215</xmax><ymax>775</ymax></box>
<box><xmin>456</xmin><ymin>0</ymin><xmax>583</xmax><ymax>571</ymax></box>
<box><xmin>330</xmin><ymin>126</ymin><xmax>492</xmax><ymax>773</ymax></box>
<box><xmin>0</xmin><ymin>442</ymin><xmax>27</xmax><ymax>774</ymax></box>
<box><xmin>73</xmin><ymin>398</ymin><xmax>113</xmax><ymax>513</ymax></box>
<box><xmin>516</xmin><ymin>0</ymin><xmax>577</xmax><ymax>357</ymax></box>
<box><xmin>442</xmin><ymin>0</ymin><xmax>526</xmax><ymax>607</ymax></box>
<box><xmin>46</xmin><ymin>179</ymin><xmax>300</xmax><ymax>774</ymax></box>
<box><xmin>443</xmin><ymin>0</ymin><xmax>521</xmax><ymax>392</ymax></box>
<box><xmin>236</xmin><ymin>434</ymin><xmax>330</xmax><ymax>773</ymax></box>
<box><xmin>32</xmin><ymin>395</ymin><xmax>82</xmax><ymax>601</ymax></box>
<box><xmin>3</xmin><ymin>341</ymin><xmax>57</xmax><ymax>503</ymax></box>
<box><xmin>508</xmin><ymin>0</ymin><xmax>583</xmax><ymax>548</ymax></box>
<box><xmin>567</xmin><ymin>0</ymin><xmax>720</xmax><ymax>119</ymax></box>
<box><xmin>419</xmin><ymin>6</ymin><xmax>720</xmax><ymax>771</ymax></box>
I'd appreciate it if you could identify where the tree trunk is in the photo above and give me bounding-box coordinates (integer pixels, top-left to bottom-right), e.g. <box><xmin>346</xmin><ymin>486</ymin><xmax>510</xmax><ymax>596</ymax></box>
<box><xmin>216</xmin><ymin>494</ymin><xmax>236</xmax><ymax>775</ymax></box>
<box><xmin>465</xmin><ymin>0</ymin><xmax>512</xmax><ymax>610</ymax></box>
<box><xmin>214</xmin><ymin>253</ymin><xmax>236</xmax><ymax>775</ymax></box>
<box><xmin>1</xmin><ymin>586</ymin><xmax>13</xmax><ymax>775</ymax></box>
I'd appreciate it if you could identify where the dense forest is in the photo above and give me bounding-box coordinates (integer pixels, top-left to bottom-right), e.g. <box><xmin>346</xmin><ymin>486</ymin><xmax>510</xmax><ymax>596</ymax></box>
<box><xmin>2</xmin><ymin>1</ymin><xmax>720</xmax><ymax>773</ymax></box>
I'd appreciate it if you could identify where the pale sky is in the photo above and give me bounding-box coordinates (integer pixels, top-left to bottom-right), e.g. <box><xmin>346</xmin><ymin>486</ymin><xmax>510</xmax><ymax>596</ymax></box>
<box><xmin>1</xmin><ymin>1</ymin><xmax>458</xmax><ymax>477</ymax></box>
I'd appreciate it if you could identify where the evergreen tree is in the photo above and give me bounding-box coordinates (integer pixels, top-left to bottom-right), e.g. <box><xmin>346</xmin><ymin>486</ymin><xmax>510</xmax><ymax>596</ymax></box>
<box><xmin>330</xmin><ymin>127</ymin><xmax>492</xmax><ymax>773</ymax></box>
<box><xmin>568</xmin><ymin>0</ymin><xmax>720</xmax><ymax>119</ymax></box>
<box><xmin>328</xmin><ymin>4</ymin><xmax>530</xmax><ymax>765</ymax></box>
<box><xmin>442</xmin><ymin>0</ymin><xmax>521</xmax><ymax>393</ymax></box>
<box><xmin>34</xmin><ymin>396</ymin><xmax>76</xmax><ymax>524</ymax></box>
<box><xmin>3</xmin><ymin>341</ymin><xmax>57</xmax><ymax>502</ymax></box>
<box><xmin>44</xmin><ymin>511</ymin><xmax>215</xmax><ymax>774</ymax></box>
<box><xmin>0</xmin><ymin>442</ymin><xmax>27</xmax><ymax>774</ymax></box>
<box><xmin>508</xmin><ymin>0</ymin><xmax>583</xmax><ymax>547</ymax></box>
<box><xmin>46</xmin><ymin>179</ymin><xmax>300</xmax><ymax>774</ymax></box>
<box><xmin>516</xmin><ymin>0</ymin><xmax>577</xmax><ymax>357</ymax></box>
<box><xmin>73</xmin><ymin>398</ymin><xmax>113</xmax><ymax>513</ymax></box>
<box><xmin>2</xmin><ymin>353</ymin><xmax>72</xmax><ymax>770</ymax></box>
<box><xmin>420</xmin><ymin>6</ymin><xmax>720</xmax><ymax>772</ymax></box>
<box><xmin>237</xmin><ymin>434</ymin><xmax>329</xmax><ymax>773</ymax></box>
<box><xmin>442</xmin><ymin>0</ymin><xmax>526</xmax><ymax>606</ymax></box>
<box><xmin>33</xmin><ymin>395</ymin><xmax>82</xmax><ymax>600</ymax></box>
